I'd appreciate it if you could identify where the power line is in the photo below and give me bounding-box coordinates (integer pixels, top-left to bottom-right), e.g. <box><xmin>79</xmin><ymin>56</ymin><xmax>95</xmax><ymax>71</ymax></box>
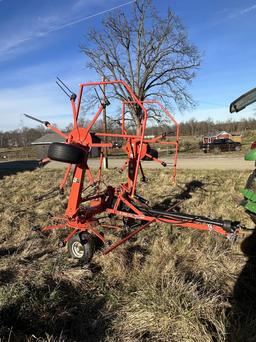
<box><xmin>43</xmin><ymin>1</ymin><xmax>136</xmax><ymax>35</ymax></box>
<box><xmin>0</xmin><ymin>1</ymin><xmax>136</xmax><ymax>54</ymax></box>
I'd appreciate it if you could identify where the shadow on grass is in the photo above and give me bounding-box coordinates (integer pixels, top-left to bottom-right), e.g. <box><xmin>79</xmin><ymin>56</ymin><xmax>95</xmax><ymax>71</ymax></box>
<box><xmin>226</xmin><ymin>230</ymin><xmax>256</xmax><ymax>341</ymax></box>
<box><xmin>0</xmin><ymin>275</ymin><xmax>113</xmax><ymax>341</ymax></box>
<box><xmin>0</xmin><ymin>246</ymin><xmax>19</xmax><ymax>257</ymax></box>
<box><xmin>0</xmin><ymin>160</ymin><xmax>39</xmax><ymax>179</ymax></box>
<box><xmin>124</xmin><ymin>244</ymin><xmax>150</xmax><ymax>268</ymax></box>
<box><xmin>153</xmin><ymin>179</ymin><xmax>205</xmax><ymax>212</ymax></box>
<box><xmin>0</xmin><ymin>269</ymin><xmax>16</xmax><ymax>285</ymax></box>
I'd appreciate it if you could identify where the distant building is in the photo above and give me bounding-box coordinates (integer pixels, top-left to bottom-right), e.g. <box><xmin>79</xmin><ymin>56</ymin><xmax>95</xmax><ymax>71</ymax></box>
<box><xmin>202</xmin><ymin>131</ymin><xmax>242</xmax><ymax>144</ymax></box>
<box><xmin>31</xmin><ymin>132</ymin><xmax>101</xmax><ymax>159</ymax></box>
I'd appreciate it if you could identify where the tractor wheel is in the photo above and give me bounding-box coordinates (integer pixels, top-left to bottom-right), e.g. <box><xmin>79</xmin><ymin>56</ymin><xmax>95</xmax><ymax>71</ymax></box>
<box><xmin>245</xmin><ymin>170</ymin><xmax>256</xmax><ymax>192</ymax></box>
<box><xmin>48</xmin><ymin>142</ymin><xmax>85</xmax><ymax>164</ymax></box>
<box><xmin>67</xmin><ymin>232</ymin><xmax>95</xmax><ymax>263</ymax></box>
<box><xmin>245</xmin><ymin>169</ymin><xmax>256</xmax><ymax>223</ymax></box>
<box><xmin>213</xmin><ymin>147</ymin><xmax>221</xmax><ymax>154</ymax></box>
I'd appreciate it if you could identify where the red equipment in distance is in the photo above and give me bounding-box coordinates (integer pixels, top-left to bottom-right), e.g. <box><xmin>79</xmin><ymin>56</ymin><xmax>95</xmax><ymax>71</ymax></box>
<box><xmin>29</xmin><ymin>79</ymin><xmax>242</xmax><ymax>263</ymax></box>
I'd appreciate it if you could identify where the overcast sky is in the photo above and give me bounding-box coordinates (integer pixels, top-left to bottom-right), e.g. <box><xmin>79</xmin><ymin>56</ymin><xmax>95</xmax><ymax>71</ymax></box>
<box><xmin>0</xmin><ymin>0</ymin><xmax>255</xmax><ymax>131</ymax></box>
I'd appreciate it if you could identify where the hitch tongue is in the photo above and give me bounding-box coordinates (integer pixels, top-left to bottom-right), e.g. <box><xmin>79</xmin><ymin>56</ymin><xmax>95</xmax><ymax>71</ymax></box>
<box><xmin>134</xmin><ymin>194</ymin><xmax>149</xmax><ymax>205</ymax></box>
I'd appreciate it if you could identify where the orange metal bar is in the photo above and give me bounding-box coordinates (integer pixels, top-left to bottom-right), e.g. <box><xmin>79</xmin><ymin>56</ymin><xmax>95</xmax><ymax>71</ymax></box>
<box><xmin>79</xmin><ymin>80</ymin><xmax>149</xmax><ymax>196</ymax></box>
<box><xmin>71</xmin><ymin>99</ymin><xmax>78</xmax><ymax>131</ymax></box>
<box><xmin>144</xmin><ymin>134</ymin><xmax>166</xmax><ymax>143</ymax></box>
<box><xmin>76</xmin><ymin>85</ymin><xmax>84</xmax><ymax>121</ymax></box>
<box><xmin>42</xmin><ymin>223</ymin><xmax>66</xmax><ymax>232</ymax></box>
<box><xmin>91</xmin><ymin>143</ymin><xmax>112</xmax><ymax>148</ymax></box>
<box><xmin>122</xmin><ymin>99</ymin><xmax>179</xmax><ymax>182</ymax></box>
<box><xmin>85</xmin><ymin>163</ymin><xmax>95</xmax><ymax>185</ymax></box>
<box><xmin>64</xmin><ymin>229</ymin><xmax>79</xmax><ymax>244</ymax></box>
<box><xmin>144</xmin><ymin>153</ymin><xmax>166</xmax><ymax>166</ymax></box>
<box><xmin>82</xmin><ymin>105</ymin><xmax>104</xmax><ymax>143</ymax></box>
<box><xmin>89</xmin><ymin>226</ymin><xmax>105</xmax><ymax>242</ymax></box>
<box><xmin>121</xmin><ymin>101</ymin><xmax>127</xmax><ymax>135</ymax></box>
<box><xmin>46</xmin><ymin>124</ymin><xmax>68</xmax><ymax>140</ymax></box>
<box><xmin>100</xmin><ymin>224</ymin><xmax>122</xmax><ymax>230</ymax></box>
<box><xmin>60</xmin><ymin>164</ymin><xmax>72</xmax><ymax>190</ymax></box>
<box><xmin>80</xmin><ymin>80</ymin><xmax>148</xmax><ymax>117</ymax></box>
<box><xmin>105</xmin><ymin>207</ymin><xmax>228</xmax><ymax>236</ymax></box>
<box><xmin>97</xmin><ymin>151</ymin><xmax>104</xmax><ymax>183</ymax></box>
<box><xmin>132</xmin><ymin>113</ymin><xmax>148</xmax><ymax>197</ymax></box>
<box><xmin>95</xmin><ymin>132</ymin><xmax>139</xmax><ymax>139</ymax></box>
<box><xmin>103</xmin><ymin>220</ymin><xmax>153</xmax><ymax>254</ymax></box>
<box><xmin>65</xmin><ymin>164</ymin><xmax>86</xmax><ymax>218</ymax></box>
<box><xmin>120</xmin><ymin>159</ymin><xmax>129</xmax><ymax>173</ymax></box>
<box><xmin>119</xmin><ymin>195</ymin><xmax>143</xmax><ymax>215</ymax></box>
<box><xmin>102</xmin><ymin>217</ymin><xmax>229</xmax><ymax>255</ymax></box>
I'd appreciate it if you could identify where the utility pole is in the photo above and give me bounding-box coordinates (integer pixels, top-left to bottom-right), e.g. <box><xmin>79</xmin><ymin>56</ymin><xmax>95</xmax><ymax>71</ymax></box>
<box><xmin>102</xmin><ymin>76</ymin><xmax>108</xmax><ymax>169</ymax></box>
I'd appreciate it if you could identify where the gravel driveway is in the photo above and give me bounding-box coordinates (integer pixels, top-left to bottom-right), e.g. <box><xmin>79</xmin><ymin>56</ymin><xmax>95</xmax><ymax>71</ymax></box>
<box><xmin>45</xmin><ymin>155</ymin><xmax>255</xmax><ymax>170</ymax></box>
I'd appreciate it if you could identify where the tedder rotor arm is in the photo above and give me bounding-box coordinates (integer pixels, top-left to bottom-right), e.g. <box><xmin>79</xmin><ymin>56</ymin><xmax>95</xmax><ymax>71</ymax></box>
<box><xmin>24</xmin><ymin>114</ymin><xmax>68</xmax><ymax>140</ymax></box>
<box><xmin>24</xmin><ymin>113</ymin><xmax>72</xmax><ymax>192</ymax></box>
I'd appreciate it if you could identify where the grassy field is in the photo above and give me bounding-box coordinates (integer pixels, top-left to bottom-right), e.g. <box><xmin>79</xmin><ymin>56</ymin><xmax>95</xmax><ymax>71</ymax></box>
<box><xmin>0</xmin><ymin>167</ymin><xmax>256</xmax><ymax>341</ymax></box>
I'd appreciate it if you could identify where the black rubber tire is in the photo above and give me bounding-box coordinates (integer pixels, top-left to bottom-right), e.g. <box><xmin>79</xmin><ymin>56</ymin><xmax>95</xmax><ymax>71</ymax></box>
<box><xmin>67</xmin><ymin>232</ymin><xmax>95</xmax><ymax>263</ymax></box>
<box><xmin>245</xmin><ymin>169</ymin><xmax>256</xmax><ymax>223</ymax></box>
<box><xmin>149</xmin><ymin>148</ymin><xmax>158</xmax><ymax>159</ymax></box>
<box><xmin>48</xmin><ymin>142</ymin><xmax>85</xmax><ymax>164</ymax></box>
<box><xmin>213</xmin><ymin>147</ymin><xmax>221</xmax><ymax>154</ymax></box>
<box><xmin>245</xmin><ymin>169</ymin><xmax>256</xmax><ymax>191</ymax></box>
<box><xmin>143</xmin><ymin>148</ymin><xmax>158</xmax><ymax>161</ymax></box>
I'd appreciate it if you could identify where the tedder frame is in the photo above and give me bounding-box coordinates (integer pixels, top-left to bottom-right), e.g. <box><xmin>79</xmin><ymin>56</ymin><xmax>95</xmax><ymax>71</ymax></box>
<box><xmin>27</xmin><ymin>79</ymin><xmax>244</xmax><ymax>263</ymax></box>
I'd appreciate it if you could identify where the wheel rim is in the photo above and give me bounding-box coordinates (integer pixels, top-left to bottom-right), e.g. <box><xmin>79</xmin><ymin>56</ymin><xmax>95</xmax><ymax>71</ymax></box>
<box><xmin>71</xmin><ymin>241</ymin><xmax>84</xmax><ymax>258</ymax></box>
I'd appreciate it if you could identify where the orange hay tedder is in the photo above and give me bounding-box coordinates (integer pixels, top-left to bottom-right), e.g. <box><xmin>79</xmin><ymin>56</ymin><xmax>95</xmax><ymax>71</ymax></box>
<box><xmin>25</xmin><ymin>79</ymin><xmax>244</xmax><ymax>263</ymax></box>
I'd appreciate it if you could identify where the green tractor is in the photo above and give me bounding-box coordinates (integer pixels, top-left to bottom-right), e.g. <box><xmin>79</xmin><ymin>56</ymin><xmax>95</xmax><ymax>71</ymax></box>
<box><xmin>230</xmin><ymin>87</ymin><xmax>256</xmax><ymax>223</ymax></box>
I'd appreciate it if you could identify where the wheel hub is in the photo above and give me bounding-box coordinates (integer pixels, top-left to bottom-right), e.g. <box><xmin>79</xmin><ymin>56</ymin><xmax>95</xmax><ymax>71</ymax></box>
<box><xmin>71</xmin><ymin>241</ymin><xmax>84</xmax><ymax>258</ymax></box>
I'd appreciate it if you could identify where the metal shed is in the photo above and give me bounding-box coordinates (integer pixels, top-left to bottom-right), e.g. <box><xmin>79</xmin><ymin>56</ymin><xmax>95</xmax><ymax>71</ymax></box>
<box><xmin>31</xmin><ymin>132</ymin><xmax>101</xmax><ymax>159</ymax></box>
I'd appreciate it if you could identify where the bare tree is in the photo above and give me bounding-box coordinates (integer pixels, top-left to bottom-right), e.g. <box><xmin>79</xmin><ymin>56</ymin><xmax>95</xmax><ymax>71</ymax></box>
<box><xmin>81</xmin><ymin>0</ymin><xmax>201</xmax><ymax>128</ymax></box>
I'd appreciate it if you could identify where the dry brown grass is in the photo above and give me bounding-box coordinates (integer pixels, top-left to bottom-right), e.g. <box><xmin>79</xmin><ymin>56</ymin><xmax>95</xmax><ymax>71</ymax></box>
<box><xmin>0</xmin><ymin>167</ymin><xmax>255</xmax><ymax>341</ymax></box>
